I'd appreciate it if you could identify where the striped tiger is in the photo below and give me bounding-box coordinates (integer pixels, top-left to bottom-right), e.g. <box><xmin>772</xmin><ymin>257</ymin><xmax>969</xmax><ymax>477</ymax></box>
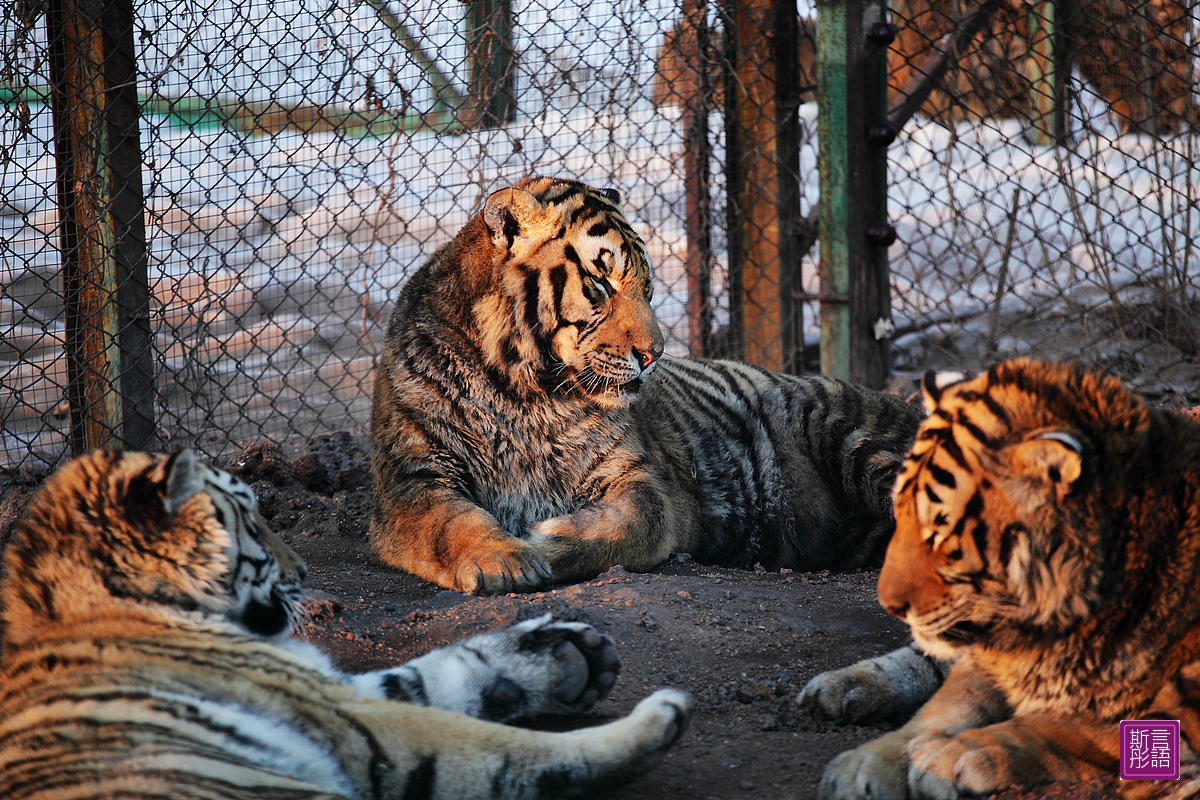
<box><xmin>370</xmin><ymin>176</ymin><xmax>924</xmax><ymax>594</ymax></box>
<box><xmin>813</xmin><ymin>359</ymin><xmax>1200</xmax><ymax>799</ymax></box>
<box><xmin>0</xmin><ymin>449</ymin><xmax>691</xmax><ymax>800</ymax></box>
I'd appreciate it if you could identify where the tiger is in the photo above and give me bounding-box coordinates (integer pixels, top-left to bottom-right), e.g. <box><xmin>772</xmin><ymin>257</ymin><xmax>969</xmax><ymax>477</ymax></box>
<box><xmin>804</xmin><ymin>358</ymin><xmax>1200</xmax><ymax>799</ymax></box>
<box><xmin>369</xmin><ymin>175</ymin><xmax>924</xmax><ymax>594</ymax></box>
<box><xmin>0</xmin><ymin>448</ymin><xmax>692</xmax><ymax>800</ymax></box>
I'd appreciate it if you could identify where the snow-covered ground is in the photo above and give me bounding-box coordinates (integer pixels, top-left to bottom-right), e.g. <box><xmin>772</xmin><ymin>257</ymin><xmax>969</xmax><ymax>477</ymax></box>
<box><xmin>2</xmin><ymin>0</ymin><xmax>1198</xmax><ymax>468</ymax></box>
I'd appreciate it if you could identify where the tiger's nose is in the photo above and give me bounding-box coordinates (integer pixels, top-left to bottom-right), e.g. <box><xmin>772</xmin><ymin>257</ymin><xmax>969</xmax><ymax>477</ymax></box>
<box><xmin>633</xmin><ymin>343</ymin><xmax>663</xmax><ymax>369</ymax></box>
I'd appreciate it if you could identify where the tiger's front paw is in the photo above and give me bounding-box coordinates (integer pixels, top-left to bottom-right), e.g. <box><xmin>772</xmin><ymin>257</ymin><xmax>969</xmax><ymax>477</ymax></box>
<box><xmin>484</xmin><ymin>614</ymin><xmax>621</xmax><ymax>719</ymax></box>
<box><xmin>907</xmin><ymin>731</ymin><xmax>1007</xmax><ymax>799</ymax></box>
<box><xmin>819</xmin><ymin>733</ymin><xmax>912</xmax><ymax>800</ymax></box>
<box><xmin>452</xmin><ymin>541</ymin><xmax>553</xmax><ymax>595</ymax></box>
<box><xmin>798</xmin><ymin>646</ymin><xmax>946</xmax><ymax>725</ymax></box>
<box><xmin>800</xmin><ymin>661</ymin><xmax>899</xmax><ymax>725</ymax></box>
<box><xmin>614</xmin><ymin>689</ymin><xmax>693</xmax><ymax>776</ymax></box>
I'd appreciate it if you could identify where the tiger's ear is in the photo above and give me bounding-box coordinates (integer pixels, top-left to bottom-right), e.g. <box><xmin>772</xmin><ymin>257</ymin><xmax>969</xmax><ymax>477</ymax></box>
<box><xmin>483</xmin><ymin>187</ymin><xmax>547</xmax><ymax>250</ymax></box>
<box><xmin>1010</xmin><ymin>432</ymin><xmax>1084</xmax><ymax>499</ymax></box>
<box><xmin>150</xmin><ymin>449</ymin><xmax>205</xmax><ymax>515</ymax></box>
<box><xmin>919</xmin><ymin>371</ymin><xmax>967</xmax><ymax>413</ymax></box>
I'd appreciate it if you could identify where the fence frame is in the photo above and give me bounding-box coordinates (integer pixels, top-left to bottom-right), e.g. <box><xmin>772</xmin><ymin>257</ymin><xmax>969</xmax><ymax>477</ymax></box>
<box><xmin>47</xmin><ymin>0</ymin><xmax>154</xmax><ymax>453</ymax></box>
<box><xmin>815</xmin><ymin>0</ymin><xmax>892</xmax><ymax>387</ymax></box>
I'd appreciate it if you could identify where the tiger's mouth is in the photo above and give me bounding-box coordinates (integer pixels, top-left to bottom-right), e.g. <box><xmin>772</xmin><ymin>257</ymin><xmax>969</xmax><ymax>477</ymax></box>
<box><xmin>939</xmin><ymin>619</ymin><xmax>992</xmax><ymax>645</ymax></box>
<box><xmin>619</xmin><ymin>376</ymin><xmax>645</xmax><ymax>394</ymax></box>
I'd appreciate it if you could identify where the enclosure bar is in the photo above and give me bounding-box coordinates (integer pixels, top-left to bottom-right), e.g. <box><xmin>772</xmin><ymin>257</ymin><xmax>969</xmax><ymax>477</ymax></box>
<box><xmin>47</xmin><ymin>0</ymin><xmax>154</xmax><ymax>453</ymax></box>
<box><xmin>464</xmin><ymin>0</ymin><xmax>516</xmax><ymax>128</ymax></box>
<box><xmin>730</xmin><ymin>0</ymin><xmax>785</xmax><ymax>370</ymax></box>
<box><xmin>816</xmin><ymin>0</ymin><xmax>849</xmax><ymax>379</ymax></box>
<box><xmin>773</xmin><ymin>0</ymin><xmax>804</xmax><ymax>374</ymax></box>
<box><xmin>817</xmin><ymin>0</ymin><xmax>890</xmax><ymax>385</ymax></box>
<box><xmin>720</xmin><ymin>0</ymin><xmax>746</xmax><ymax>360</ymax></box>
<box><xmin>682</xmin><ymin>0</ymin><xmax>714</xmax><ymax>357</ymax></box>
<box><xmin>1026</xmin><ymin>0</ymin><xmax>1068</xmax><ymax>146</ymax></box>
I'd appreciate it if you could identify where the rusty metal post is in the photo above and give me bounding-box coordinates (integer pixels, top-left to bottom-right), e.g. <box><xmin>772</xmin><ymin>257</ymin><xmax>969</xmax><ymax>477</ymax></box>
<box><xmin>681</xmin><ymin>0</ymin><xmax>714</xmax><ymax>358</ymax></box>
<box><xmin>464</xmin><ymin>0</ymin><xmax>516</xmax><ymax>128</ymax></box>
<box><xmin>725</xmin><ymin>0</ymin><xmax>787</xmax><ymax>371</ymax></box>
<box><xmin>772</xmin><ymin>0</ymin><xmax>804</xmax><ymax>374</ymax></box>
<box><xmin>47</xmin><ymin>0</ymin><xmax>154</xmax><ymax>453</ymax></box>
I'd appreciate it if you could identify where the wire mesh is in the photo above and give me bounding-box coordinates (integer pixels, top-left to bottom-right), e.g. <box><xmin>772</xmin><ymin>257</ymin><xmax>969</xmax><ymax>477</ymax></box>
<box><xmin>885</xmin><ymin>0</ymin><xmax>1200</xmax><ymax>403</ymax></box>
<box><xmin>2</xmin><ymin>0</ymin><xmax>1198</xmax><ymax>473</ymax></box>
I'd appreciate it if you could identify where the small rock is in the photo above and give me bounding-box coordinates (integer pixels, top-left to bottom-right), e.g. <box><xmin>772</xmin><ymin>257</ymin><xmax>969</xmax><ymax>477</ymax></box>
<box><xmin>224</xmin><ymin>440</ymin><xmax>295</xmax><ymax>486</ymax></box>
<box><xmin>299</xmin><ymin>589</ymin><xmax>343</xmax><ymax>621</ymax></box>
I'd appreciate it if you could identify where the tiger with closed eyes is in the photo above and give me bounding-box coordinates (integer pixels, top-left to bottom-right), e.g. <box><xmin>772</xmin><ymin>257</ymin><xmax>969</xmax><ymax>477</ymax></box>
<box><xmin>370</xmin><ymin>176</ymin><xmax>923</xmax><ymax>594</ymax></box>
<box><xmin>0</xmin><ymin>449</ymin><xmax>691</xmax><ymax>800</ymax></box>
<box><xmin>809</xmin><ymin>359</ymin><xmax>1200</xmax><ymax>799</ymax></box>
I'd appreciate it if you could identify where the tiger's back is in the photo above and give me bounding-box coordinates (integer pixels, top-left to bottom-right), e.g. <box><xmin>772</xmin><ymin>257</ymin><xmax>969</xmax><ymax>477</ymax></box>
<box><xmin>635</xmin><ymin>358</ymin><xmax>921</xmax><ymax>570</ymax></box>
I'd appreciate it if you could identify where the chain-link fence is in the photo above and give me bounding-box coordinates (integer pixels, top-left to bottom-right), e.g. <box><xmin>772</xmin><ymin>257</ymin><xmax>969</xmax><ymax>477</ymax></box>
<box><xmin>2</xmin><ymin>0</ymin><xmax>1198</xmax><ymax>473</ymax></box>
<box><xmin>885</xmin><ymin>0</ymin><xmax>1200</xmax><ymax>402</ymax></box>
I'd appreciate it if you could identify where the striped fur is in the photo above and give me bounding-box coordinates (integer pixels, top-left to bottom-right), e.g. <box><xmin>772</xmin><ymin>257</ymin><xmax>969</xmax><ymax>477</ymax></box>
<box><xmin>0</xmin><ymin>450</ymin><xmax>692</xmax><ymax>800</ymax></box>
<box><xmin>370</xmin><ymin>176</ymin><xmax>923</xmax><ymax>593</ymax></box>
<box><xmin>818</xmin><ymin>359</ymin><xmax>1200</xmax><ymax>799</ymax></box>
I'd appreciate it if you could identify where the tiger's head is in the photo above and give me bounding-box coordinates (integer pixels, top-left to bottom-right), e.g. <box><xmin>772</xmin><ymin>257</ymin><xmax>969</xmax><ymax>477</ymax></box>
<box><xmin>2</xmin><ymin>450</ymin><xmax>306</xmax><ymax>650</ymax></box>
<box><xmin>877</xmin><ymin>359</ymin><xmax>1148</xmax><ymax>660</ymax></box>
<box><xmin>469</xmin><ymin>176</ymin><xmax>665</xmax><ymax>408</ymax></box>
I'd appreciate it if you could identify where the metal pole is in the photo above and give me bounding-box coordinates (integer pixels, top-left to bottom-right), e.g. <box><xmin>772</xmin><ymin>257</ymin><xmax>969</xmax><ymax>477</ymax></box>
<box><xmin>464</xmin><ymin>0</ymin><xmax>516</xmax><ymax>128</ymax></box>
<box><xmin>47</xmin><ymin>0</ymin><xmax>154</xmax><ymax>453</ymax></box>
<box><xmin>773</xmin><ymin>0</ymin><xmax>803</xmax><ymax>374</ymax></box>
<box><xmin>816</xmin><ymin>0</ymin><xmax>892</xmax><ymax>386</ymax></box>
<box><xmin>683</xmin><ymin>0</ymin><xmax>714</xmax><ymax>358</ymax></box>
<box><xmin>720</xmin><ymin>0</ymin><xmax>746</xmax><ymax>361</ymax></box>
<box><xmin>1027</xmin><ymin>0</ymin><xmax>1069</xmax><ymax>146</ymax></box>
<box><xmin>730</xmin><ymin>0</ymin><xmax>784</xmax><ymax>371</ymax></box>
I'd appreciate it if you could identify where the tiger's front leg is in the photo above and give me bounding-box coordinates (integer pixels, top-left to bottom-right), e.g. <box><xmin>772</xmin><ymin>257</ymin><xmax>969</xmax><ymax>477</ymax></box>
<box><xmin>343</xmin><ymin>688</ymin><xmax>692</xmax><ymax>800</ymax></box>
<box><xmin>527</xmin><ymin>477</ymin><xmax>691</xmax><ymax>585</ymax></box>
<box><xmin>906</xmin><ymin>713</ymin><xmax>1116</xmax><ymax>799</ymax></box>
<box><xmin>820</xmin><ymin>661</ymin><xmax>1009</xmax><ymax>800</ymax></box>
<box><xmin>351</xmin><ymin>615</ymin><xmax>621</xmax><ymax>722</ymax></box>
<box><xmin>370</xmin><ymin>490</ymin><xmax>554</xmax><ymax>594</ymax></box>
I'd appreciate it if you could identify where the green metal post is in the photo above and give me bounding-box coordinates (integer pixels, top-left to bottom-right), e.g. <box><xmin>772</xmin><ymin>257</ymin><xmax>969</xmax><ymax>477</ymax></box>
<box><xmin>1027</xmin><ymin>0</ymin><xmax>1068</xmax><ymax>146</ymax></box>
<box><xmin>816</xmin><ymin>0</ymin><xmax>891</xmax><ymax>386</ymax></box>
<box><xmin>817</xmin><ymin>0</ymin><xmax>850</xmax><ymax>379</ymax></box>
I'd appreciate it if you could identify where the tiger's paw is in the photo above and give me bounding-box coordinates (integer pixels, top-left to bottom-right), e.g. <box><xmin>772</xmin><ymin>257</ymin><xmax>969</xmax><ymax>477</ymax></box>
<box><xmin>451</xmin><ymin>542</ymin><xmax>553</xmax><ymax>595</ymax></box>
<box><xmin>906</xmin><ymin>731</ymin><xmax>1006</xmax><ymax>799</ymax></box>
<box><xmin>799</xmin><ymin>645</ymin><xmax>946</xmax><ymax>725</ymax></box>
<box><xmin>819</xmin><ymin>732</ymin><xmax>912</xmax><ymax>800</ymax></box>
<box><xmin>604</xmin><ymin>689</ymin><xmax>693</xmax><ymax>777</ymax></box>
<box><xmin>478</xmin><ymin>614</ymin><xmax>621</xmax><ymax>720</ymax></box>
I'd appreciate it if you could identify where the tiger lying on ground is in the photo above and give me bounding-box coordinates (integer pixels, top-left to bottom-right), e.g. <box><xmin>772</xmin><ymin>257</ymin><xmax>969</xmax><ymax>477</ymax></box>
<box><xmin>0</xmin><ymin>449</ymin><xmax>691</xmax><ymax>800</ymax></box>
<box><xmin>802</xmin><ymin>359</ymin><xmax>1200</xmax><ymax>799</ymax></box>
<box><xmin>370</xmin><ymin>176</ymin><xmax>923</xmax><ymax>594</ymax></box>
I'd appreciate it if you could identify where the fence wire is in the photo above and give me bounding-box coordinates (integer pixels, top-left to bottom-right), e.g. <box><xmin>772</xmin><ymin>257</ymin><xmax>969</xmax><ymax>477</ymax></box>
<box><xmin>885</xmin><ymin>0</ymin><xmax>1200</xmax><ymax>402</ymax></box>
<box><xmin>1</xmin><ymin>0</ymin><xmax>1198</xmax><ymax>473</ymax></box>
